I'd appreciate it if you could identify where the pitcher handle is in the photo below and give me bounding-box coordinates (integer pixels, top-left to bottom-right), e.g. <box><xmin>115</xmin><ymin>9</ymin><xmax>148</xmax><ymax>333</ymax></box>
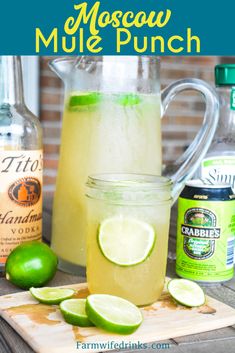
<box><xmin>161</xmin><ymin>78</ymin><xmax>219</xmax><ymax>203</ymax></box>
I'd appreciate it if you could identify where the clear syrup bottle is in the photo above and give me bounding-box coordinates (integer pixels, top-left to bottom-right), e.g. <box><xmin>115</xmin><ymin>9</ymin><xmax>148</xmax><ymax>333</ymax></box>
<box><xmin>201</xmin><ymin>64</ymin><xmax>235</xmax><ymax>189</ymax></box>
<box><xmin>0</xmin><ymin>56</ymin><xmax>43</xmax><ymax>271</ymax></box>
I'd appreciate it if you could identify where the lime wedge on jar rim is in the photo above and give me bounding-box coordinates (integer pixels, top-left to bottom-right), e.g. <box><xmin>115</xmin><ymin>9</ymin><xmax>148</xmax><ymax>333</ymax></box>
<box><xmin>60</xmin><ymin>299</ymin><xmax>94</xmax><ymax>327</ymax></box>
<box><xmin>98</xmin><ymin>216</ymin><xmax>156</xmax><ymax>266</ymax></box>
<box><xmin>86</xmin><ymin>294</ymin><xmax>143</xmax><ymax>334</ymax></box>
<box><xmin>68</xmin><ymin>92</ymin><xmax>101</xmax><ymax>107</ymax></box>
<box><xmin>30</xmin><ymin>287</ymin><xmax>75</xmax><ymax>305</ymax></box>
<box><xmin>167</xmin><ymin>279</ymin><xmax>205</xmax><ymax>307</ymax></box>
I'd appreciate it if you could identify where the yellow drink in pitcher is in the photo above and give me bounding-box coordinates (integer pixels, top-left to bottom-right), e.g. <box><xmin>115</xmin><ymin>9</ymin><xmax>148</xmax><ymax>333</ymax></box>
<box><xmin>86</xmin><ymin>174</ymin><xmax>172</xmax><ymax>306</ymax></box>
<box><xmin>51</xmin><ymin>93</ymin><xmax>162</xmax><ymax>269</ymax></box>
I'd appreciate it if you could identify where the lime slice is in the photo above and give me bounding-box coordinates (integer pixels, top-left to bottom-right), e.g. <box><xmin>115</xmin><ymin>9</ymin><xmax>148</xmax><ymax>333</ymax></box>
<box><xmin>30</xmin><ymin>287</ymin><xmax>75</xmax><ymax>305</ymax></box>
<box><xmin>60</xmin><ymin>299</ymin><xmax>94</xmax><ymax>327</ymax></box>
<box><xmin>168</xmin><ymin>279</ymin><xmax>205</xmax><ymax>307</ymax></box>
<box><xmin>68</xmin><ymin>92</ymin><xmax>101</xmax><ymax>107</ymax></box>
<box><xmin>86</xmin><ymin>294</ymin><xmax>143</xmax><ymax>334</ymax></box>
<box><xmin>98</xmin><ymin>217</ymin><xmax>155</xmax><ymax>266</ymax></box>
<box><xmin>116</xmin><ymin>94</ymin><xmax>141</xmax><ymax>106</ymax></box>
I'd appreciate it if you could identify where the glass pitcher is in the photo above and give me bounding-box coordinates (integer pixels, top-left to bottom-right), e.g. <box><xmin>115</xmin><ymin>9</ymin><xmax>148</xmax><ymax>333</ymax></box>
<box><xmin>49</xmin><ymin>56</ymin><xmax>219</xmax><ymax>274</ymax></box>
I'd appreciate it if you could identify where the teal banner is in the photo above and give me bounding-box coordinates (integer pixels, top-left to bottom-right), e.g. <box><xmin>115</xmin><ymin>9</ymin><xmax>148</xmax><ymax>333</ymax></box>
<box><xmin>0</xmin><ymin>0</ymin><xmax>233</xmax><ymax>55</ymax></box>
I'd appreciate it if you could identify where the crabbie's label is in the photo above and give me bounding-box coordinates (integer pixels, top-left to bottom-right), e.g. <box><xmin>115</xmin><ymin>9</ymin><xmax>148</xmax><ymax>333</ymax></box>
<box><xmin>0</xmin><ymin>150</ymin><xmax>43</xmax><ymax>264</ymax></box>
<box><xmin>176</xmin><ymin>197</ymin><xmax>235</xmax><ymax>282</ymax></box>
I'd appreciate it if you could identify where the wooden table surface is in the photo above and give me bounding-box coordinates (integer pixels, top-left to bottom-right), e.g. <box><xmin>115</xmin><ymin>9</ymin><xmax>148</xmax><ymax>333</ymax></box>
<box><xmin>1</xmin><ymin>201</ymin><xmax>235</xmax><ymax>353</ymax></box>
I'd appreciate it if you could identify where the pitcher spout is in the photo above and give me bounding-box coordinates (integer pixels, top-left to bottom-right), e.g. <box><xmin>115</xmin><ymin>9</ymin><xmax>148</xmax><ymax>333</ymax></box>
<box><xmin>48</xmin><ymin>57</ymin><xmax>76</xmax><ymax>81</ymax></box>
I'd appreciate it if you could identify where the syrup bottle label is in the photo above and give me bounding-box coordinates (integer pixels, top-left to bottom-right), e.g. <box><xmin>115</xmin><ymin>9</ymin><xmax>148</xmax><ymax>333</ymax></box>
<box><xmin>230</xmin><ymin>87</ymin><xmax>235</xmax><ymax>111</ymax></box>
<box><xmin>201</xmin><ymin>156</ymin><xmax>235</xmax><ymax>191</ymax></box>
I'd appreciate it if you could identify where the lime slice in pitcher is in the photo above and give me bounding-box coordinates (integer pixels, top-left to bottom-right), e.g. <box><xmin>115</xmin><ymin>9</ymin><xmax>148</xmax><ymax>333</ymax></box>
<box><xmin>86</xmin><ymin>294</ymin><xmax>143</xmax><ymax>334</ymax></box>
<box><xmin>116</xmin><ymin>93</ymin><xmax>141</xmax><ymax>106</ymax></box>
<box><xmin>30</xmin><ymin>287</ymin><xmax>75</xmax><ymax>305</ymax></box>
<box><xmin>68</xmin><ymin>92</ymin><xmax>101</xmax><ymax>107</ymax></box>
<box><xmin>98</xmin><ymin>217</ymin><xmax>156</xmax><ymax>266</ymax></box>
<box><xmin>168</xmin><ymin>279</ymin><xmax>205</xmax><ymax>307</ymax></box>
<box><xmin>60</xmin><ymin>299</ymin><xmax>94</xmax><ymax>327</ymax></box>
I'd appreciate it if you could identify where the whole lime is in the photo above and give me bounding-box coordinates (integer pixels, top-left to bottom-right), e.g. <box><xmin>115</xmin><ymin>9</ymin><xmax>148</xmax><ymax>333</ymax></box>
<box><xmin>5</xmin><ymin>241</ymin><xmax>58</xmax><ymax>289</ymax></box>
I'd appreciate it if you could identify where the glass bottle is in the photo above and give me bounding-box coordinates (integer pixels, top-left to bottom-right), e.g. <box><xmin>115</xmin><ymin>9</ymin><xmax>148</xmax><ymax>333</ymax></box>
<box><xmin>0</xmin><ymin>56</ymin><xmax>43</xmax><ymax>271</ymax></box>
<box><xmin>201</xmin><ymin>64</ymin><xmax>235</xmax><ymax>189</ymax></box>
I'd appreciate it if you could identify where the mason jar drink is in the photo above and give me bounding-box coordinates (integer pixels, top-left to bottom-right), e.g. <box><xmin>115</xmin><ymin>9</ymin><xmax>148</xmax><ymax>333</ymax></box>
<box><xmin>85</xmin><ymin>174</ymin><xmax>172</xmax><ymax>306</ymax></box>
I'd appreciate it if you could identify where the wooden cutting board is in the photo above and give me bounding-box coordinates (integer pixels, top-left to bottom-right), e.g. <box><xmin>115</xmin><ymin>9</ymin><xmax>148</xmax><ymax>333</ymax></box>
<box><xmin>1</xmin><ymin>281</ymin><xmax>235</xmax><ymax>353</ymax></box>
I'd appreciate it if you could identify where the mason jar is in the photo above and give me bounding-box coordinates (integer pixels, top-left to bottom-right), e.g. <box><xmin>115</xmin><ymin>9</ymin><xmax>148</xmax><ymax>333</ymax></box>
<box><xmin>86</xmin><ymin>173</ymin><xmax>172</xmax><ymax>306</ymax></box>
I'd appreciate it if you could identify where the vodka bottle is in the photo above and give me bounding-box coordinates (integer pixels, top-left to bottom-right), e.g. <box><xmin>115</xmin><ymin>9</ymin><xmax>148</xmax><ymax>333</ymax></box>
<box><xmin>0</xmin><ymin>56</ymin><xmax>42</xmax><ymax>271</ymax></box>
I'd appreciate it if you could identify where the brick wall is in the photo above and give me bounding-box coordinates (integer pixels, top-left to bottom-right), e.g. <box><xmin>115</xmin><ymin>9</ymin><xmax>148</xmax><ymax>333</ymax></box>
<box><xmin>40</xmin><ymin>56</ymin><xmax>220</xmax><ymax>193</ymax></box>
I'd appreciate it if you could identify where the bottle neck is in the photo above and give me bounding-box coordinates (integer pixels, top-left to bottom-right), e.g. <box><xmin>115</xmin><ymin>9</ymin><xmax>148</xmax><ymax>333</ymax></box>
<box><xmin>0</xmin><ymin>56</ymin><xmax>25</xmax><ymax>106</ymax></box>
<box><xmin>215</xmin><ymin>86</ymin><xmax>235</xmax><ymax>137</ymax></box>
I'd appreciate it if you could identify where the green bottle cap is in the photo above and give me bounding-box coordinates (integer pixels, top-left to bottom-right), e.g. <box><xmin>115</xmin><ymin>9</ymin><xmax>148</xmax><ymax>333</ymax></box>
<box><xmin>215</xmin><ymin>64</ymin><xmax>235</xmax><ymax>86</ymax></box>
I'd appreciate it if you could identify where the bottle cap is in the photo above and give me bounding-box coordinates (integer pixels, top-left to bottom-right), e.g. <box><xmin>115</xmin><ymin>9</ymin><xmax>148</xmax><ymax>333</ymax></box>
<box><xmin>215</xmin><ymin>64</ymin><xmax>235</xmax><ymax>86</ymax></box>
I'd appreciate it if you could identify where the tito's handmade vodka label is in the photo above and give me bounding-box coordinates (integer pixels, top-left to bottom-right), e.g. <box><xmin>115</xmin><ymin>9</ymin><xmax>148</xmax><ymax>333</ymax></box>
<box><xmin>0</xmin><ymin>150</ymin><xmax>43</xmax><ymax>265</ymax></box>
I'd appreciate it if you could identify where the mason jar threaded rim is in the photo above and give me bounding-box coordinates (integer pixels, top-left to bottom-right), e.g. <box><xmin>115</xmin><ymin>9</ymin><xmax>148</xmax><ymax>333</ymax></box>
<box><xmin>86</xmin><ymin>173</ymin><xmax>172</xmax><ymax>205</ymax></box>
